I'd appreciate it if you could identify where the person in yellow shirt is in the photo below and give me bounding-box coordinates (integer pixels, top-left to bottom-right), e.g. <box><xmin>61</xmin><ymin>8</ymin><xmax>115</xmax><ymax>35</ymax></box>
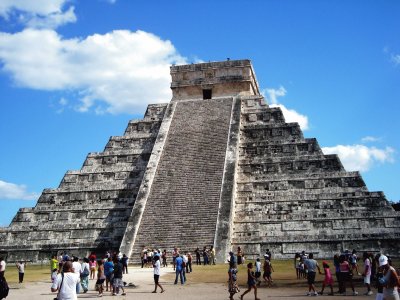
<box><xmin>50</xmin><ymin>255</ymin><xmax>58</xmax><ymax>279</ymax></box>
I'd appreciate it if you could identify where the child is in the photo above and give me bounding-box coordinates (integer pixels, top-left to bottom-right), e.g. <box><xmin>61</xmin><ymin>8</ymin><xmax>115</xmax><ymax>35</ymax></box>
<box><xmin>95</xmin><ymin>260</ymin><xmax>106</xmax><ymax>297</ymax></box>
<box><xmin>51</xmin><ymin>268</ymin><xmax>58</xmax><ymax>283</ymax></box>
<box><xmin>228</xmin><ymin>265</ymin><xmax>239</xmax><ymax>300</ymax></box>
<box><xmin>89</xmin><ymin>258</ymin><xmax>97</xmax><ymax>280</ymax></box>
<box><xmin>320</xmin><ymin>261</ymin><xmax>334</xmax><ymax>295</ymax></box>
<box><xmin>263</xmin><ymin>257</ymin><xmax>275</xmax><ymax>287</ymax></box>
<box><xmin>240</xmin><ymin>262</ymin><xmax>260</xmax><ymax>300</ymax></box>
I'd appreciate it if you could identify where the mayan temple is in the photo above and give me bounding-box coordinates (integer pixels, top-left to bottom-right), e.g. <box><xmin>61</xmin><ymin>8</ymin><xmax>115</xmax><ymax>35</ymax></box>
<box><xmin>1</xmin><ymin>59</ymin><xmax>399</xmax><ymax>263</ymax></box>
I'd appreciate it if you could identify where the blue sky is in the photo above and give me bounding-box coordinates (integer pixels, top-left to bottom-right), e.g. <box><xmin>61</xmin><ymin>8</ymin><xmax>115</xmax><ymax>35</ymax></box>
<box><xmin>0</xmin><ymin>0</ymin><xmax>399</xmax><ymax>226</ymax></box>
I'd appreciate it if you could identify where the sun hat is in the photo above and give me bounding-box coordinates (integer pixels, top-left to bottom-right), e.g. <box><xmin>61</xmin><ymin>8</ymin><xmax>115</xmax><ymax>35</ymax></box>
<box><xmin>379</xmin><ymin>255</ymin><xmax>388</xmax><ymax>267</ymax></box>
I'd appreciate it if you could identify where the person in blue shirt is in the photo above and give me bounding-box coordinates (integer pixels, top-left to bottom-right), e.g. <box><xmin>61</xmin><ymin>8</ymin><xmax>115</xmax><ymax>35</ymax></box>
<box><xmin>104</xmin><ymin>257</ymin><xmax>114</xmax><ymax>293</ymax></box>
<box><xmin>174</xmin><ymin>255</ymin><xmax>185</xmax><ymax>284</ymax></box>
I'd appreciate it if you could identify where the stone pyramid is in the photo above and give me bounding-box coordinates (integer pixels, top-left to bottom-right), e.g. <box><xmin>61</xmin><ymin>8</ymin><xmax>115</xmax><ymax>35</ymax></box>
<box><xmin>1</xmin><ymin>60</ymin><xmax>399</xmax><ymax>262</ymax></box>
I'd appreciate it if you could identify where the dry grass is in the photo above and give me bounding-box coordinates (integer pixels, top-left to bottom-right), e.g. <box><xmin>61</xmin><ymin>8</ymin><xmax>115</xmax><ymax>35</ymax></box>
<box><xmin>4</xmin><ymin>263</ymin><xmax>51</xmax><ymax>284</ymax></box>
<box><xmin>162</xmin><ymin>259</ymin><xmax>330</xmax><ymax>287</ymax></box>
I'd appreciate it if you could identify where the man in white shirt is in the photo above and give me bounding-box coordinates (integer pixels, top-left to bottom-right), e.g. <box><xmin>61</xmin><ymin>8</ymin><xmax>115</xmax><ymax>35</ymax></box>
<box><xmin>51</xmin><ymin>261</ymin><xmax>80</xmax><ymax>300</ymax></box>
<box><xmin>72</xmin><ymin>257</ymin><xmax>82</xmax><ymax>294</ymax></box>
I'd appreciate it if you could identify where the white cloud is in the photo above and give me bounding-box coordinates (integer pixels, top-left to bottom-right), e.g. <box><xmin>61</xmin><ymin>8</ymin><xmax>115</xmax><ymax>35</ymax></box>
<box><xmin>261</xmin><ymin>86</ymin><xmax>309</xmax><ymax>130</ymax></box>
<box><xmin>262</xmin><ymin>86</ymin><xmax>287</xmax><ymax>105</ymax></box>
<box><xmin>361</xmin><ymin>136</ymin><xmax>381</xmax><ymax>143</ymax></box>
<box><xmin>0</xmin><ymin>0</ymin><xmax>76</xmax><ymax>29</ymax></box>
<box><xmin>0</xmin><ymin>29</ymin><xmax>187</xmax><ymax>114</ymax></box>
<box><xmin>391</xmin><ymin>54</ymin><xmax>400</xmax><ymax>66</ymax></box>
<box><xmin>270</xmin><ymin>104</ymin><xmax>309</xmax><ymax>130</ymax></box>
<box><xmin>0</xmin><ymin>179</ymin><xmax>39</xmax><ymax>200</ymax></box>
<box><xmin>322</xmin><ymin>144</ymin><xmax>395</xmax><ymax>172</ymax></box>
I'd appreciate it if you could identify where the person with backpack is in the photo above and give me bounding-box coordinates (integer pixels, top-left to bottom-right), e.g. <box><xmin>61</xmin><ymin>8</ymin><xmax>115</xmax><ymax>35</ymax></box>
<box><xmin>51</xmin><ymin>261</ymin><xmax>80</xmax><ymax>300</ymax></box>
<box><xmin>80</xmin><ymin>257</ymin><xmax>90</xmax><ymax>293</ymax></box>
<box><xmin>0</xmin><ymin>274</ymin><xmax>9</xmax><ymax>300</ymax></box>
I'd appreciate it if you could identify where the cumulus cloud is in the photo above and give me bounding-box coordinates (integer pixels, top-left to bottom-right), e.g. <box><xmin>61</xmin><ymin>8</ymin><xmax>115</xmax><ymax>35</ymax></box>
<box><xmin>322</xmin><ymin>144</ymin><xmax>395</xmax><ymax>172</ymax></box>
<box><xmin>261</xmin><ymin>86</ymin><xmax>309</xmax><ymax>130</ymax></box>
<box><xmin>0</xmin><ymin>0</ymin><xmax>76</xmax><ymax>29</ymax></box>
<box><xmin>0</xmin><ymin>179</ymin><xmax>39</xmax><ymax>200</ymax></box>
<box><xmin>0</xmin><ymin>29</ymin><xmax>187</xmax><ymax>114</ymax></box>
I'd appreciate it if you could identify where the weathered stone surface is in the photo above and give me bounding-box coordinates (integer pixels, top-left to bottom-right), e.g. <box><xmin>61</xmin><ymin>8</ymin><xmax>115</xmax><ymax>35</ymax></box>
<box><xmin>1</xmin><ymin>60</ymin><xmax>399</xmax><ymax>262</ymax></box>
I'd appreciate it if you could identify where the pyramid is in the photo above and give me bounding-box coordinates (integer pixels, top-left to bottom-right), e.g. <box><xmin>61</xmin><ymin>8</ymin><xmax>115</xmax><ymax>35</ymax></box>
<box><xmin>1</xmin><ymin>60</ymin><xmax>399</xmax><ymax>262</ymax></box>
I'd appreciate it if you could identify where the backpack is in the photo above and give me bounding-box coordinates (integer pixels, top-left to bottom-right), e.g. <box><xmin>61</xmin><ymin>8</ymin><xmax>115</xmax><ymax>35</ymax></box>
<box><xmin>0</xmin><ymin>276</ymin><xmax>9</xmax><ymax>299</ymax></box>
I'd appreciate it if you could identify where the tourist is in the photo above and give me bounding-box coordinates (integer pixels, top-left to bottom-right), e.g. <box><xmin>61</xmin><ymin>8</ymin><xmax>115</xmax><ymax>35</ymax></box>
<box><xmin>237</xmin><ymin>246</ymin><xmax>243</xmax><ymax>265</ymax></box>
<box><xmin>339</xmin><ymin>253</ymin><xmax>358</xmax><ymax>296</ymax></box>
<box><xmin>195</xmin><ymin>247</ymin><xmax>201</xmax><ymax>265</ymax></box>
<box><xmin>240</xmin><ymin>262</ymin><xmax>259</xmax><ymax>300</ymax></box>
<box><xmin>89</xmin><ymin>257</ymin><xmax>97</xmax><ymax>279</ymax></box>
<box><xmin>374</xmin><ymin>254</ymin><xmax>384</xmax><ymax>300</ymax></box>
<box><xmin>266</xmin><ymin>249</ymin><xmax>272</xmax><ymax>260</ymax></box>
<box><xmin>362</xmin><ymin>251</ymin><xmax>373</xmax><ymax>296</ymax></box>
<box><xmin>350</xmin><ymin>249</ymin><xmax>362</xmax><ymax>276</ymax></box>
<box><xmin>0</xmin><ymin>270</ymin><xmax>9</xmax><ymax>299</ymax></box>
<box><xmin>162</xmin><ymin>249</ymin><xmax>167</xmax><ymax>267</ymax></box>
<box><xmin>228</xmin><ymin>263</ymin><xmax>239</xmax><ymax>299</ymax></box>
<box><xmin>104</xmin><ymin>257</ymin><xmax>114</xmax><ymax>293</ymax></box>
<box><xmin>112</xmin><ymin>256</ymin><xmax>126</xmax><ymax>296</ymax></box>
<box><xmin>229</xmin><ymin>251</ymin><xmax>236</xmax><ymax>268</ymax></box>
<box><xmin>203</xmin><ymin>246</ymin><xmax>209</xmax><ymax>265</ymax></box>
<box><xmin>141</xmin><ymin>247</ymin><xmax>146</xmax><ymax>268</ymax></box>
<box><xmin>89</xmin><ymin>251</ymin><xmax>96</xmax><ymax>262</ymax></box>
<box><xmin>172</xmin><ymin>247</ymin><xmax>178</xmax><ymax>270</ymax></box>
<box><xmin>96</xmin><ymin>259</ymin><xmax>106</xmax><ymax>297</ymax></box>
<box><xmin>117</xmin><ymin>251</ymin><xmax>123</xmax><ymax>261</ymax></box>
<box><xmin>186</xmin><ymin>252</ymin><xmax>193</xmax><ymax>273</ymax></box>
<box><xmin>294</xmin><ymin>253</ymin><xmax>301</xmax><ymax>279</ymax></box>
<box><xmin>80</xmin><ymin>257</ymin><xmax>90</xmax><ymax>293</ymax></box>
<box><xmin>304</xmin><ymin>252</ymin><xmax>321</xmax><ymax>296</ymax></box>
<box><xmin>182</xmin><ymin>253</ymin><xmax>188</xmax><ymax>281</ymax></box>
<box><xmin>333</xmin><ymin>254</ymin><xmax>343</xmax><ymax>293</ymax></box>
<box><xmin>15</xmin><ymin>260</ymin><xmax>26</xmax><ymax>283</ymax></box>
<box><xmin>263</xmin><ymin>256</ymin><xmax>274</xmax><ymax>287</ymax></box>
<box><xmin>147</xmin><ymin>249</ymin><xmax>153</xmax><ymax>267</ymax></box>
<box><xmin>319</xmin><ymin>261</ymin><xmax>334</xmax><ymax>295</ymax></box>
<box><xmin>51</xmin><ymin>261</ymin><xmax>80</xmax><ymax>300</ymax></box>
<box><xmin>210</xmin><ymin>246</ymin><xmax>216</xmax><ymax>265</ymax></box>
<box><xmin>121</xmin><ymin>254</ymin><xmax>128</xmax><ymax>274</ymax></box>
<box><xmin>51</xmin><ymin>268</ymin><xmax>58</xmax><ymax>283</ymax></box>
<box><xmin>50</xmin><ymin>255</ymin><xmax>58</xmax><ymax>279</ymax></box>
<box><xmin>72</xmin><ymin>256</ymin><xmax>81</xmax><ymax>294</ymax></box>
<box><xmin>255</xmin><ymin>258</ymin><xmax>261</xmax><ymax>285</ymax></box>
<box><xmin>379</xmin><ymin>255</ymin><xmax>400</xmax><ymax>300</ymax></box>
<box><xmin>152</xmin><ymin>255</ymin><xmax>165</xmax><ymax>293</ymax></box>
<box><xmin>174</xmin><ymin>254</ymin><xmax>185</xmax><ymax>284</ymax></box>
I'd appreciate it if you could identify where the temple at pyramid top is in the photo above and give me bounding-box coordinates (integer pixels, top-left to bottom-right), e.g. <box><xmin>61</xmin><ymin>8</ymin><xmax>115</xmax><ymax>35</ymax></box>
<box><xmin>170</xmin><ymin>59</ymin><xmax>260</xmax><ymax>100</ymax></box>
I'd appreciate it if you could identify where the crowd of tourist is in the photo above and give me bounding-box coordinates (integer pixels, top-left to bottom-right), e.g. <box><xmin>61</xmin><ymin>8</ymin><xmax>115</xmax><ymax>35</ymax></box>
<box><xmin>294</xmin><ymin>249</ymin><xmax>400</xmax><ymax>299</ymax></box>
<box><xmin>0</xmin><ymin>247</ymin><xmax>399</xmax><ymax>300</ymax></box>
<box><xmin>49</xmin><ymin>250</ymin><xmax>128</xmax><ymax>299</ymax></box>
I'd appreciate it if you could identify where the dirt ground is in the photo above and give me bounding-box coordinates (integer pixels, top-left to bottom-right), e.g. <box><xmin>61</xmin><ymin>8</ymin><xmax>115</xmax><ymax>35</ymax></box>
<box><xmin>5</xmin><ymin>266</ymin><xmax>379</xmax><ymax>300</ymax></box>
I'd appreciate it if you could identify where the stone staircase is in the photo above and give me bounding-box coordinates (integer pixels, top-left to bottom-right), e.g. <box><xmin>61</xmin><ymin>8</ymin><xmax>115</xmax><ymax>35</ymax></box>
<box><xmin>130</xmin><ymin>98</ymin><xmax>234</xmax><ymax>259</ymax></box>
